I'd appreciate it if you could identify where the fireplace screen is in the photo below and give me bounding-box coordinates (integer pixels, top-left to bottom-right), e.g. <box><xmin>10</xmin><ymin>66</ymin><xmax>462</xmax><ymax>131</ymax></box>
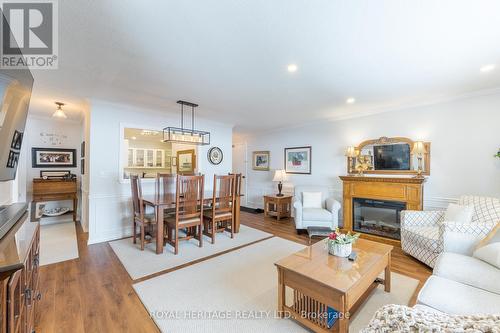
<box><xmin>353</xmin><ymin>198</ymin><xmax>406</xmax><ymax>240</ymax></box>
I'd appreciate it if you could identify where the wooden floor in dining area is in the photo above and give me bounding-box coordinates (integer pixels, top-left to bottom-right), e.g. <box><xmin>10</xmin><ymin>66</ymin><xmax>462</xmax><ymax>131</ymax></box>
<box><xmin>34</xmin><ymin>211</ymin><xmax>432</xmax><ymax>333</ymax></box>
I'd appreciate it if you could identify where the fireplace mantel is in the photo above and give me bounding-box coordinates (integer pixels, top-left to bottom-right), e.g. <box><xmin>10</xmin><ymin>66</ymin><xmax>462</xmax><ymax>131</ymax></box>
<box><xmin>339</xmin><ymin>175</ymin><xmax>425</xmax><ymax>246</ymax></box>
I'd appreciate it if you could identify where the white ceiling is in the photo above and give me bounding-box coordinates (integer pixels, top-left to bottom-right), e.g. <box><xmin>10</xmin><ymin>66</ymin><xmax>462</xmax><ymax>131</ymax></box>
<box><xmin>30</xmin><ymin>0</ymin><xmax>500</xmax><ymax>132</ymax></box>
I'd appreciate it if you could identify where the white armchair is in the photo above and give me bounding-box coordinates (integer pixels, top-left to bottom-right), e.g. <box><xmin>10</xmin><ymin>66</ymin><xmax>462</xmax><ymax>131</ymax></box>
<box><xmin>401</xmin><ymin>195</ymin><xmax>500</xmax><ymax>268</ymax></box>
<box><xmin>293</xmin><ymin>186</ymin><xmax>341</xmax><ymax>231</ymax></box>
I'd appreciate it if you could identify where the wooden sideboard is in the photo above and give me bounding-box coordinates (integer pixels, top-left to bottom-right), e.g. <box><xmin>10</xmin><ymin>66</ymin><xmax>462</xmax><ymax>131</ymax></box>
<box><xmin>32</xmin><ymin>178</ymin><xmax>78</xmax><ymax>222</ymax></box>
<box><xmin>0</xmin><ymin>211</ymin><xmax>40</xmax><ymax>333</ymax></box>
<box><xmin>339</xmin><ymin>175</ymin><xmax>425</xmax><ymax>246</ymax></box>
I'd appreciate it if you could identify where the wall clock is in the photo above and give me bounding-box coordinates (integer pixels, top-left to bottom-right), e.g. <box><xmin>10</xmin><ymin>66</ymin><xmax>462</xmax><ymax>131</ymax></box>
<box><xmin>208</xmin><ymin>147</ymin><xmax>223</xmax><ymax>165</ymax></box>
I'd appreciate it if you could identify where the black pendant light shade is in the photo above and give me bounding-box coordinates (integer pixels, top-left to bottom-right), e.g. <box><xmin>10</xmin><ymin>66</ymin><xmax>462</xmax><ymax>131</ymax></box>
<box><xmin>163</xmin><ymin>100</ymin><xmax>210</xmax><ymax>145</ymax></box>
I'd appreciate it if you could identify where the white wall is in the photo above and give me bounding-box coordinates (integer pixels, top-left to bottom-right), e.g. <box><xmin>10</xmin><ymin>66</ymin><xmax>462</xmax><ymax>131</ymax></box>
<box><xmin>87</xmin><ymin>100</ymin><xmax>233</xmax><ymax>244</ymax></box>
<box><xmin>235</xmin><ymin>92</ymin><xmax>500</xmax><ymax>211</ymax></box>
<box><xmin>24</xmin><ymin>115</ymin><xmax>82</xmax><ymax>191</ymax></box>
<box><xmin>18</xmin><ymin>115</ymin><xmax>83</xmax><ymax>224</ymax></box>
<box><xmin>0</xmin><ymin>181</ymin><xmax>15</xmax><ymax>205</ymax></box>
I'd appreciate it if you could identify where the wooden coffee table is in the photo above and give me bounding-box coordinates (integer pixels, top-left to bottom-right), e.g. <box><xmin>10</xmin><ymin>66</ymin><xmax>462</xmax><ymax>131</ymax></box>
<box><xmin>275</xmin><ymin>238</ymin><xmax>393</xmax><ymax>332</ymax></box>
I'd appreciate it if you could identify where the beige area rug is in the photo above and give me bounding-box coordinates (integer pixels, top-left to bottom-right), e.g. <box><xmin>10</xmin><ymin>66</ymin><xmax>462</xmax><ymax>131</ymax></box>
<box><xmin>133</xmin><ymin>237</ymin><xmax>419</xmax><ymax>333</ymax></box>
<box><xmin>40</xmin><ymin>222</ymin><xmax>79</xmax><ymax>266</ymax></box>
<box><xmin>110</xmin><ymin>225</ymin><xmax>273</xmax><ymax>280</ymax></box>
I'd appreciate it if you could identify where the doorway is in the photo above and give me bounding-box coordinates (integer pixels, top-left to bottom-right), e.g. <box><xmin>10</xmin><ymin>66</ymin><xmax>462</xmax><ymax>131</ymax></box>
<box><xmin>232</xmin><ymin>143</ymin><xmax>248</xmax><ymax>207</ymax></box>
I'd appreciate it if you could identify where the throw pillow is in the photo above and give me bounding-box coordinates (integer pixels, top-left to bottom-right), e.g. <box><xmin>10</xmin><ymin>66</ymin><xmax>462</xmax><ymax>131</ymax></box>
<box><xmin>302</xmin><ymin>192</ymin><xmax>322</xmax><ymax>209</ymax></box>
<box><xmin>444</xmin><ymin>203</ymin><xmax>474</xmax><ymax>224</ymax></box>
<box><xmin>476</xmin><ymin>223</ymin><xmax>500</xmax><ymax>249</ymax></box>
<box><xmin>473</xmin><ymin>242</ymin><xmax>500</xmax><ymax>269</ymax></box>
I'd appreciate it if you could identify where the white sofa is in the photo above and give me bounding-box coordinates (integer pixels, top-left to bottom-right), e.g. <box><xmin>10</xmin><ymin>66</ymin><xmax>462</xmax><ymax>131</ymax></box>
<box><xmin>416</xmin><ymin>250</ymin><xmax>500</xmax><ymax>315</ymax></box>
<box><xmin>362</xmin><ymin>246</ymin><xmax>500</xmax><ymax>331</ymax></box>
<box><xmin>401</xmin><ymin>195</ymin><xmax>500</xmax><ymax>267</ymax></box>
<box><xmin>293</xmin><ymin>186</ymin><xmax>341</xmax><ymax>231</ymax></box>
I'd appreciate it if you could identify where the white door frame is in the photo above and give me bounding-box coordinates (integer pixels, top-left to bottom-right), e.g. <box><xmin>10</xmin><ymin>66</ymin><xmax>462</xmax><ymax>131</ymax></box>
<box><xmin>232</xmin><ymin>142</ymin><xmax>248</xmax><ymax>207</ymax></box>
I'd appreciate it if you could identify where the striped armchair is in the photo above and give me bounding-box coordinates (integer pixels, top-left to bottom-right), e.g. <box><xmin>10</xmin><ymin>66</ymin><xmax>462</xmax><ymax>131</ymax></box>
<box><xmin>401</xmin><ymin>196</ymin><xmax>500</xmax><ymax>268</ymax></box>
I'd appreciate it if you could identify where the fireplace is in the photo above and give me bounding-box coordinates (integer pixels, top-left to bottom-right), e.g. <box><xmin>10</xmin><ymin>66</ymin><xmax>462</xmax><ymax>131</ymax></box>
<box><xmin>340</xmin><ymin>176</ymin><xmax>424</xmax><ymax>245</ymax></box>
<box><xmin>353</xmin><ymin>198</ymin><xmax>406</xmax><ymax>240</ymax></box>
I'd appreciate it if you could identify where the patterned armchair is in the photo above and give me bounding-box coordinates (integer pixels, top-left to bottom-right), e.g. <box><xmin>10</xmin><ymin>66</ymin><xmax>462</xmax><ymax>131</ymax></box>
<box><xmin>401</xmin><ymin>196</ymin><xmax>500</xmax><ymax>268</ymax></box>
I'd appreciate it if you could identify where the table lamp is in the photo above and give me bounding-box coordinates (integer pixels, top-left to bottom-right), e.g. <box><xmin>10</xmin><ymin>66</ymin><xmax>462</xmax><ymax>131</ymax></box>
<box><xmin>411</xmin><ymin>141</ymin><xmax>427</xmax><ymax>178</ymax></box>
<box><xmin>345</xmin><ymin>146</ymin><xmax>358</xmax><ymax>174</ymax></box>
<box><xmin>272</xmin><ymin>169</ymin><xmax>286</xmax><ymax>196</ymax></box>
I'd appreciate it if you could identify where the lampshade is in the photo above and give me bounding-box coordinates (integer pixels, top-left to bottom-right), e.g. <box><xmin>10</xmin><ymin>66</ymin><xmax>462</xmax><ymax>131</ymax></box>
<box><xmin>345</xmin><ymin>146</ymin><xmax>358</xmax><ymax>158</ymax></box>
<box><xmin>411</xmin><ymin>141</ymin><xmax>427</xmax><ymax>155</ymax></box>
<box><xmin>272</xmin><ymin>169</ymin><xmax>286</xmax><ymax>182</ymax></box>
<box><xmin>52</xmin><ymin>102</ymin><xmax>67</xmax><ymax>119</ymax></box>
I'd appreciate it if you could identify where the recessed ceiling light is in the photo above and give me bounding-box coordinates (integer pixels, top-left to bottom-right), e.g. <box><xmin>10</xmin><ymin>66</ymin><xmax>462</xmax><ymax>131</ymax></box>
<box><xmin>480</xmin><ymin>64</ymin><xmax>496</xmax><ymax>73</ymax></box>
<box><xmin>346</xmin><ymin>97</ymin><xmax>356</xmax><ymax>104</ymax></box>
<box><xmin>287</xmin><ymin>64</ymin><xmax>298</xmax><ymax>73</ymax></box>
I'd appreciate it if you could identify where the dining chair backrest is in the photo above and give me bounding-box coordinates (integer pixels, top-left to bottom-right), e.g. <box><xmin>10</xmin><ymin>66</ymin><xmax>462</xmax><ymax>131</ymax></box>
<box><xmin>229</xmin><ymin>173</ymin><xmax>242</xmax><ymax>197</ymax></box>
<box><xmin>156</xmin><ymin>173</ymin><xmax>176</xmax><ymax>199</ymax></box>
<box><xmin>130</xmin><ymin>174</ymin><xmax>144</xmax><ymax>218</ymax></box>
<box><xmin>175</xmin><ymin>175</ymin><xmax>204</xmax><ymax>223</ymax></box>
<box><xmin>211</xmin><ymin>174</ymin><xmax>235</xmax><ymax>214</ymax></box>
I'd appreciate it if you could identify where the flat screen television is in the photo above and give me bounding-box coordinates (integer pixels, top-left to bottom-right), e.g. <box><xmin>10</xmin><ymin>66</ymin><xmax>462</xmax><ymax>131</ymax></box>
<box><xmin>373</xmin><ymin>143</ymin><xmax>410</xmax><ymax>171</ymax></box>
<box><xmin>0</xmin><ymin>21</ymin><xmax>34</xmax><ymax>181</ymax></box>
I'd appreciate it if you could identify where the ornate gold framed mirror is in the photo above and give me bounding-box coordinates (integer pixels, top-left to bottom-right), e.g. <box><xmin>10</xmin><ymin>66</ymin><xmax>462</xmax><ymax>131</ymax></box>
<box><xmin>346</xmin><ymin>136</ymin><xmax>430</xmax><ymax>176</ymax></box>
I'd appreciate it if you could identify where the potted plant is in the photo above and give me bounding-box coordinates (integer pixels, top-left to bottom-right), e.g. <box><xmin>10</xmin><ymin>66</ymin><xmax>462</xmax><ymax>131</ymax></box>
<box><xmin>495</xmin><ymin>148</ymin><xmax>500</xmax><ymax>159</ymax></box>
<box><xmin>326</xmin><ymin>229</ymin><xmax>360</xmax><ymax>257</ymax></box>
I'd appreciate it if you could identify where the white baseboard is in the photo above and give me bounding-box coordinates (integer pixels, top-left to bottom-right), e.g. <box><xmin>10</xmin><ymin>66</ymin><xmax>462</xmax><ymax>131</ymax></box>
<box><xmin>87</xmin><ymin>226</ymin><xmax>133</xmax><ymax>245</ymax></box>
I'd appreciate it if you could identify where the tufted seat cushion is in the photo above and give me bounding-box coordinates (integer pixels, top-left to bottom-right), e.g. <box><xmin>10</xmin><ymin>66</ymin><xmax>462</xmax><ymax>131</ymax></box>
<box><xmin>166</xmin><ymin>216</ymin><xmax>201</xmax><ymax>225</ymax></box>
<box><xmin>303</xmin><ymin>208</ymin><xmax>333</xmax><ymax>222</ymax></box>
<box><xmin>434</xmin><ymin>252</ymin><xmax>500</xmax><ymax>295</ymax></box>
<box><xmin>203</xmin><ymin>211</ymin><xmax>232</xmax><ymax>220</ymax></box>
<box><xmin>417</xmin><ymin>275</ymin><xmax>500</xmax><ymax>315</ymax></box>
<box><xmin>401</xmin><ymin>226</ymin><xmax>441</xmax><ymax>252</ymax></box>
<box><xmin>135</xmin><ymin>213</ymin><xmax>156</xmax><ymax>223</ymax></box>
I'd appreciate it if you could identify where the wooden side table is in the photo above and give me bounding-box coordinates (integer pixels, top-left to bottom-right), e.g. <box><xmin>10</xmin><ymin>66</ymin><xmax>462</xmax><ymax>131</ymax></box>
<box><xmin>264</xmin><ymin>195</ymin><xmax>292</xmax><ymax>221</ymax></box>
<box><xmin>32</xmin><ymin>178</ymin><xmax>78</xmax><ymax>222</ymax></box>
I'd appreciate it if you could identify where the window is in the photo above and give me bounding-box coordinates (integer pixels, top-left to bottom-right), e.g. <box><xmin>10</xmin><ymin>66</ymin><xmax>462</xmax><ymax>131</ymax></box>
<box><xmin>123</xmin><ymin>127</ymin><xmax>173</xmax><ymax>179</ymax></box>
<box><xmin>122</xmin><ymin>127</ymin><xmax>198</xmax><ymax>179</ymax></box>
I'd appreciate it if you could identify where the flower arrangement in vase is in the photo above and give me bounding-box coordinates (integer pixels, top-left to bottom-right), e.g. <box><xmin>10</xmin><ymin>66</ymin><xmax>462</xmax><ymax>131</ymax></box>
<box><xmin>326</xmin><ymin>229</ymin><xmax>360</xmax><ymax>257</ymax></box>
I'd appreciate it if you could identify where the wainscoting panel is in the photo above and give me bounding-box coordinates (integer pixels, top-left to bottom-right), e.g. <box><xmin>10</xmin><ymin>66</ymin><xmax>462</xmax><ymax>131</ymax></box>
<box><xmin>86</xmin><ymin>188</ymin><xmax>456</xmax><ymax>245</ymax></box>
<box><xmin>88</xmin><ymin>194</ymin><xmax>135</xmax><ymax>244</ymax></box>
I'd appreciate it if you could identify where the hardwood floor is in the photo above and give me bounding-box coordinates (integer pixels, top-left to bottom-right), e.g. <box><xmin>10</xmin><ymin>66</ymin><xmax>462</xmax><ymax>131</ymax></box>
<box><xmin>35</xmin><ymin>212</ymin><xmax>432</xmax><ymax>332</ymax></box>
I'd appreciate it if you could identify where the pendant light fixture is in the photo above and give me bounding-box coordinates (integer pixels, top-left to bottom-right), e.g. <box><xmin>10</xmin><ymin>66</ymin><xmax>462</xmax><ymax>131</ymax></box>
<box><xmin>163</xmin><ymin>100</ymin><xmax>210</xmax><ymax>145</ymax></box>
<box><xmin>52</xmin><ymin>101</ymin><xmax>67</xmax><ymax>119</ymax></box>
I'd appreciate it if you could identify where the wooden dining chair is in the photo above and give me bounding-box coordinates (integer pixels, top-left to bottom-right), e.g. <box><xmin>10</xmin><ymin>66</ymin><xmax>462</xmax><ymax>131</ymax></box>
<box><xmin>156</xmin><ymin>173</ymin><xmax>176</xmax><ymax>216</ymax></box>
<box><xmin>130</xmin><ymin>174</ymin><xmax>156</xmax><ymax>250</ymax></box>
<box><xmin>203</xmin><ymin>174</ymin><xmax>235</xmax><ymax>244</ymax></box>
<box><xmin>165</xmin><ymin>175</ymin><xmax>204</xmax><ymax>254</ymax></box>
<box><xmin>229</xmin><ymin>173</ymin><xmax>242</xmax><ymax>227</ymax></box>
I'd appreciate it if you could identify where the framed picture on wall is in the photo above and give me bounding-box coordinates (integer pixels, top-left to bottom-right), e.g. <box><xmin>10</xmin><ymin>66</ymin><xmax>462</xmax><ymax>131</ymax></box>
<box><xmin>6</xmin><ymin>150</ymin><xmax>19</xmax><ymax>168</ymax></box>
<box><xmin>252</xmin><ymin>151</ymin><xmax>270</xmax><ymax>171</ymax></box>
<box><xmin>81</xmin><ymin>141</ymin><xmax>85</xmax><ymax>158</ymax></box>
<box><xmin>284</xmin><ymin>146</ymin><xmax>311</xmax><ymax>174</ymax></box>
<box><xmin>11</xmin><ymin>130</ymin><xmax>23</xmax><ymax>150</ymax></box>
<box><xmin>32</xmin><ymin>147</ymin><xmax>77</xmax><ymax>168</ymax></box>
<box><xmin>176</xmin><ymin>149</ymin><xmax>196</xmax><ymax>174</ymax></box>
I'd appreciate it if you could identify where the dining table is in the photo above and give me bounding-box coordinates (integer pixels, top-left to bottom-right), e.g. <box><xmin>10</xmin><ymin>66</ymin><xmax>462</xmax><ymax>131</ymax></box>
<box><xmin>142</xmin><ymin>192</ymin><xmax>242</xmax><ymax>254</ymax></box>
